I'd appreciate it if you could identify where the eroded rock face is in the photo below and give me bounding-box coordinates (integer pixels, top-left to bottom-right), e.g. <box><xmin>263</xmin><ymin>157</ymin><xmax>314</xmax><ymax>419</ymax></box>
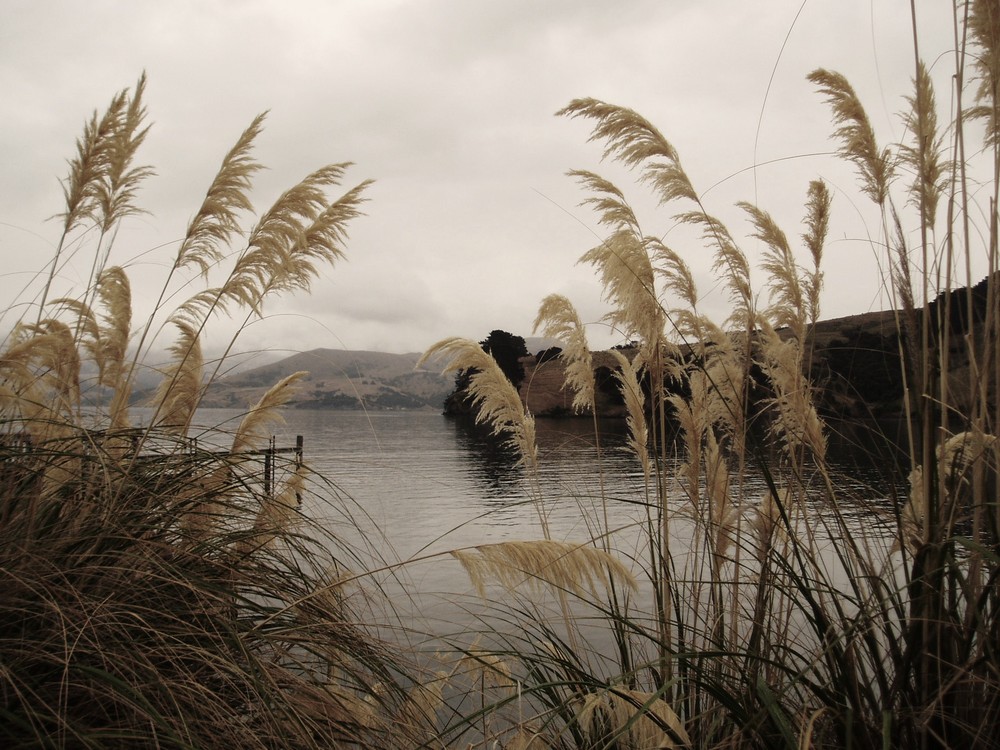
<box><xmin>519</xmin><ymin>350</ymin><xmax>629</xmax><ymax>418</ymax></box>
<box><xmin>448</xmin><ymin>275</ymin><xmax>998</xmax><ymax>427</ymax></box>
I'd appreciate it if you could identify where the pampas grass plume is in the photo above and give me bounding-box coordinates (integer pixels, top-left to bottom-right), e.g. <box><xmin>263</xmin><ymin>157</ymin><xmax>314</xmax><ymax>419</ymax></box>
<box><xmin>533</xmin><ymin>294</ymin><xmax>595</xmax><ymax>414</ymax></box>
<box><xmin>419</xmin><ymin>337</ymin><xmax>538</xmax><ymax>468</ymax></box>
<box><xmin>451</xmin><ymin>540</ymin><xmax>637</xmax><ymax>601</ymax></box>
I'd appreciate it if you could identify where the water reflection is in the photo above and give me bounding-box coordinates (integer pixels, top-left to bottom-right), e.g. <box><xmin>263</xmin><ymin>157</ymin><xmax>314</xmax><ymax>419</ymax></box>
<box><xmin>129</xmin><ymin>407</ymin><xmax>909</xmax><ymax>564</ymax></box>
<box><xmin>449</xmin><ymin>417</ymin><xmax>524</xmax><ymax>498</ymax></box>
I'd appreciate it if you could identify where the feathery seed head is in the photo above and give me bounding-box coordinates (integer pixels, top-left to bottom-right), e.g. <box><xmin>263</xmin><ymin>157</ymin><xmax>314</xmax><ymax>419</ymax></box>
<box><xmin>802</xmin><ymin>180</ymin><xmax>831</xmax><ymax>326</ymax></box>
<box><xmin>569</xmin><ymin>169</ymin><xmax>642</xmax><ymax>234</ymax></box>
<box><xmin>574</xmin><ymin>687</ymin><xmax>689</xmax><ymax>749</ymax></box>
<box><xmin>808</xmin><ymin>68</ymin><xmax>893</xmax><ymax>205</ymax></box>
<box><xmin>580</xmin><ymin>229</ymin><xmax>666</xmax><ymax>355</ymax></box>
<box><xmin>153</xmin><ymin>320</ymin><xmax>204</xmax><ymax>435</ymax></box>
<box><xmin>176</xmin><ymin>112</ymin><xmax>266</xmax><ymax>275</ymax></box>
<box><xmin>451</xmin><ymin>540</ymin><xmax>636</xmax><ymax>601</ymax></box>
<box><xmin>58</xmin><ymin>89</ymin><xmax>128</xmax><ymax>234</ymax></box>
<box><xmin>677</xmin><ymin>210</ymin><xmax>753</xmax><ymax>328</ymax></box>
<box><xmin>558</xmin><ymin>98</ymin><xmax>698</xmax><ymax>205</ymax></box>
<box><xmin>419</xmin><ymin>337</ymin><xmax>538</xmax><ymax>467</ymax></box>
<box><xmin>899</xmin><ymin>61</ymin><xmax>948</xmax><ymax>223</ymax></box>
<box><xmin>533</xmin><ymin>294</ymin><xmax>595</xmax><ymax>413</ymax></box>
<box><xmin>740</xmin><ymin>201</ymin><xmax>806</xmax><ymax>341</ymax></box>
<box><xmin>610</xmin><ymin>349</ymin><xmax>650</xmax><ymax>478</ymax></box>
<box><xmin>968</xmin><ymin>0</ymin><xmax>1000</xmax><ymax>148</ymax></box>
<box><xmin>232</xmin><ymin>371</ymin><xmax>308</xmax><ymax>453</ymax></box>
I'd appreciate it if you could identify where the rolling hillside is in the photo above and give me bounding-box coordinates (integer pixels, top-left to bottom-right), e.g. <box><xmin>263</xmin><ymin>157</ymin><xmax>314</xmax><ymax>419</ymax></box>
<box><xmin>198</xmin><ymin>349</ymin><xmax>453</xmax><ymax>411</ymax></box>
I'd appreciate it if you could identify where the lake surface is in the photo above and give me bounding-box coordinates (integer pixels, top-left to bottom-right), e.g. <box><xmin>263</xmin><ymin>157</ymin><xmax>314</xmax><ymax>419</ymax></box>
<box><xmin>136</xmin><ymin>408</ymin><xmax>904</xmax><ymax>640</ymax></box>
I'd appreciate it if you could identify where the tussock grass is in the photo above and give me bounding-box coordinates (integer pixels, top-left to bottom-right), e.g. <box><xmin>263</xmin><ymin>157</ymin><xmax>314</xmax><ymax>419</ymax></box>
<box><xmin>0</xmin><ymin>78</ymin><xmax>425</xmax><ymax>749</ymax></box>
<box><xmin>422</xmin><ymin>4</ymin><xmax>1000</xmax><ymax>748</ymax></box>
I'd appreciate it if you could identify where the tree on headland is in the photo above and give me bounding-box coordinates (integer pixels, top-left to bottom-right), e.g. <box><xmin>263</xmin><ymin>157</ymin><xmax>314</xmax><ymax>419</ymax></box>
<box><xmin>481</xmin><ymin>329</ymin><xmax>529</xmax><ymax>388</ymax></box>
<box><xmin>444</xmin><ymin>329</ymin><xmax>528</xmax><ymax>415</ymax></box>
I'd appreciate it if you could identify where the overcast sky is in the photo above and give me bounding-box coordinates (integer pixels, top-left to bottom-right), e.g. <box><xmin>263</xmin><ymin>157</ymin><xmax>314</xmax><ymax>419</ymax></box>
<box><xmin>0</xmin><ymin>1</ymin><xmax>967</xmax><ymax>360</ymax></box>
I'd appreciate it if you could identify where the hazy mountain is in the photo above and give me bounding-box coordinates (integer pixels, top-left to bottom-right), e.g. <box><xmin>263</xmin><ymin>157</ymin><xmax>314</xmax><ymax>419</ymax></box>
<box><xmin>198</xmin><ymin>348</ymin><xmax>453</xmax><ymax>411</ymax></box>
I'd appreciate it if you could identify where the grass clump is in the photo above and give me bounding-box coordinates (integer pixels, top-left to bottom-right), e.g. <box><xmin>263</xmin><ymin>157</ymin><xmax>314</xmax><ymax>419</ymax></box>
<box><xmin>422</xmin><ymin>4</ymin><xmax>1000</xmax><ymax>748</ymax></box>
<box><xmin>0</xmin><ymin>76</ymin><xmax>427</xmax><ymax>749</ymax></box>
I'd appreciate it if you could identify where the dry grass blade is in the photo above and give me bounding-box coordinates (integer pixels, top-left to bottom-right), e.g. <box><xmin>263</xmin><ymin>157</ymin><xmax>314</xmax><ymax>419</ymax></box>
<box><xmin>452</xmin><ymin>540</ymin><xmax>636</xmax><ymax>600</ymax></box>
<box><xmin>533</xmin><ymin>294</ymin><xmax>595</xmax><ymax>414</ymax></box>
<box><xmin>176</xmin><ymin>112</ymin><xmax>266</xmax><ymax>275</ymax></box>
<box><xmin>808</xmin><ymin>68</ymin><xmax>893</xmax><ymax>205</ymax></box>
<box><xmin>232</xmin><ymin>370</ymin><xmax>308</xmax><ymax>453</ymax></box>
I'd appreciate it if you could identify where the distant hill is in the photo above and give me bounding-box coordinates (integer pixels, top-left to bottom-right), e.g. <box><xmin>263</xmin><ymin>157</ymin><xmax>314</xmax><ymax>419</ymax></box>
<box><xmin>198</xmin><ymin>349</ymin><xmax>452</xmax><ymax>411</ymax></box>
<box><xmin>172</xmin><ymin>283</ymin><xmax>991</xmax><ymax>418</ymax></box>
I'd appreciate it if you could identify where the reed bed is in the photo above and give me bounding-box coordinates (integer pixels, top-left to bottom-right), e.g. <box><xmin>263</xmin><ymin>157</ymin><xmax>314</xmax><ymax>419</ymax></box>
<box><xmin>420</xmin><ymin>3</ymin><xmax>1000</xmax><ymax>748</ymax></box>
<box><xmin>0</xmin><ymin>78</ymin><xmax>433</xmax><ymax>749</ymax></box>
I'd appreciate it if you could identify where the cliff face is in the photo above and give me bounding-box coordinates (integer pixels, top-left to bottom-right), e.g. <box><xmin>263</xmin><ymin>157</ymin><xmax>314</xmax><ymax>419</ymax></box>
<box><xmin>507</xmin><ymin>287</ymin><xmax>993</xmax><ymax>425</ymax></box>
<box><xmin>520</xmin><ymin>350</ymin><xmax>629</xmax><ymax>418</ymax></box>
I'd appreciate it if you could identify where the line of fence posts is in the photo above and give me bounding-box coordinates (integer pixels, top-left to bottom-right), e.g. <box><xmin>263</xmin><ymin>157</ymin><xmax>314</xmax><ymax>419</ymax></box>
<box><xmin>0</xmin><ymin>429</ymin><xmax>305</xmax><ymax>505</ymax></box>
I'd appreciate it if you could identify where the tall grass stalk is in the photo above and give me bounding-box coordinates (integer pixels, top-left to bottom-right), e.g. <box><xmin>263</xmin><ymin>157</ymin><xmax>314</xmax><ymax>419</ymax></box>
<box><xmin>0</xmin><ymin>79</ymin><xmax>429</xmax><ymax>749</ymax></box>
<box><xmin>424</xmin><ymin>4</ymin><xmax>1000</xmax><ymax>747</ymax></box>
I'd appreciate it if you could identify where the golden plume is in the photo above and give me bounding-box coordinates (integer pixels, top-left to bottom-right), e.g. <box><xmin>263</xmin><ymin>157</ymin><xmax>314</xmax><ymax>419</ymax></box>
<box><xmin>967</xmin><ymin>0</ymin><xmax>1000</xmax><ymax>148</ymax></box>
<box><xmin>580</xmin><ymin>229</ymin><xmax>665</xmax><ymax>358</ymax></box>
<box><xmin>739</xmin><ymin>201</ymin><xmax>807</xmax><ymax>343</ymax></box>
<box><xmin>236</xmin><ymin>463</ymin><xmax>307</xmax><ymax>555</ymax></box>
<box><xmin>557</xmin><ymin>98</ymin><xmax>698</xmax><ymax>205</ymax></box>
<box><xmin>419</xmin><ymin>337</ymin><xmax>538</xmax><ymax>468</ymax></box>
<box><xmin>452</xmin><ymin>540</ymin><xmax>636</xmax><ymax>600</ymax></box>
<box><xmin>808</xmin><ymin>68</ymin><xmax>893</xmax><ymax>206</ymax></box>
<box><xmin>801</xmin><ymin>179</ymin><xmax>831</xmax><ymax>329</ymax></box>
<box><xmin>231</xmin><ymin>371</ymin><xmax>308</xmax><ymax>453</ymax></box>
<box><xmin>95</xmin><ymin>72</ymin><xmax>153</xmax><ymax>234</ymax></box>
<box><xmin>574</xmin><ymin>687</ymin><xmax>690</xmax><ymax>749</ymax></box>
<box><xmin>171</xmin><ymin>165</ymin><xmax>370</xmax><ymax>327</ymax></box>
<box><xmin>676</xmin><ymin>210</ymin><xmax>752</xmax><ymax>330</ymax></box>
<box><xmin>153</xmin><ymin>320</ymin><xmax>203</xmax><ymax>436</ymax></box>
<box><xmin>899</xmin><ymin>61</ymin><xmax>947</xmax><ymax>224</ymax></box>
<box><xmin>610</xmin><ymin>349</ymin><xmax>650</xmax><ymax>480</ymax></box>
<box><xmin>175</xmin><ymin>112</ymin><xmax>266</xmax><ymax>276</ymax></box>
<box><xmin>533</xmin><ymin>294</ymin><xmax>595</xmax><ymax>414</ymax></box>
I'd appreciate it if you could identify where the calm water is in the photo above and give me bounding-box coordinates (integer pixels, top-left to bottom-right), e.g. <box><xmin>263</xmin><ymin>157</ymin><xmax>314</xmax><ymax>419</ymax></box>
<box><xmin>136</xmin><ymin>408</ymin><xmax>903</xmax><ymax>638</ymax></box>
